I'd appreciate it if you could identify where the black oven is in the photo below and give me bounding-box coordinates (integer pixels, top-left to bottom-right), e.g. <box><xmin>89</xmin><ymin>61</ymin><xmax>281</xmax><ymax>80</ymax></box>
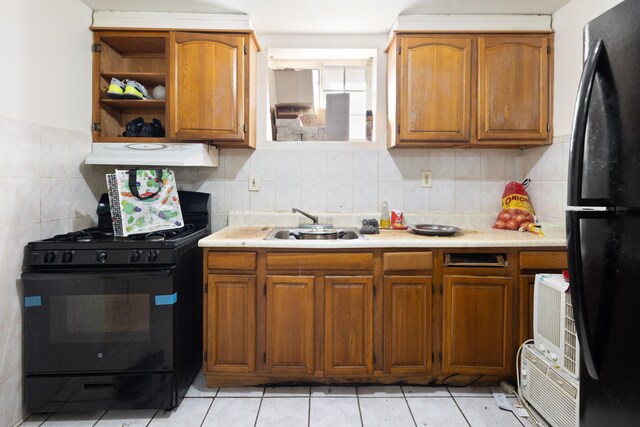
<box><xmin>22</xmin><ymin>191</ymin><xmax>209</xmax><ymax>413</ymax></box>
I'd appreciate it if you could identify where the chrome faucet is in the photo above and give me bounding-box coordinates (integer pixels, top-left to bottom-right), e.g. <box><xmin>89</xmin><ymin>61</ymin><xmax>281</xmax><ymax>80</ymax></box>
<box><xmin>292</xmin><ymin>208</ymin><xmax>319</xmax><ymax>224</ymax></box>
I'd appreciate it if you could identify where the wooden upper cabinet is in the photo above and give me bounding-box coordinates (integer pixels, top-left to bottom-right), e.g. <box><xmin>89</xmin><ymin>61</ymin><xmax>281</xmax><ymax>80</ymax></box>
<box><xmin>324</xmin><ymin>276</ymin><xmax>374</xmax><ymax>376</ymax></box>
<box><xmin>169</xmin><ymin>32</ymin><xmax>245</xmax><ymax>141</ymax></box>
<box><xmin>265</xmin><ymin>276</ymin><xmax>315</xmax><ymax>375</ymax></box>
<box><xmin>399</xmin><ymin>36</ymin><xmax>472</xmax><ymax>143</ymax></box>
<box><xmin>477</xmin><ymin>35</ymin><xmax>550</xmax><ymax>142</ymax></box>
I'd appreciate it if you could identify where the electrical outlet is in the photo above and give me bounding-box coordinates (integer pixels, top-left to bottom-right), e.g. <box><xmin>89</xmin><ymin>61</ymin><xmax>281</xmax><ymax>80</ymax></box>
<box><xmin>421</xmin><ymin>171</ymin><xmax>432</xmax><ymax>188</ymax></box>
<box><xmin>249</xmin><ymin>175</ymin><xmax>260</xmax><ymax>191</ymax></box>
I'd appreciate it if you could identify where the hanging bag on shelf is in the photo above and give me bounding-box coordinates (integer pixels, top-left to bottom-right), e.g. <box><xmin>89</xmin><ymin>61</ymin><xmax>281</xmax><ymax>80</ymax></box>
<box><xmin>106</xmin><ymin>169</ymin><xmax>183</xmax><ymax>236</ymax></box>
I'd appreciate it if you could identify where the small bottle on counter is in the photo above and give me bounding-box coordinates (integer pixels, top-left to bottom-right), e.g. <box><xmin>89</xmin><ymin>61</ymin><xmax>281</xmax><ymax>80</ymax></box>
<box><xmin>366</xmin><ymin>110</ymin><xmax>373</xmax><ymax>141</ymax></box>
<box><xmin>380</xmin><ymin>201</ymin><xmax>390</xmax><ymax>228</ymax></box>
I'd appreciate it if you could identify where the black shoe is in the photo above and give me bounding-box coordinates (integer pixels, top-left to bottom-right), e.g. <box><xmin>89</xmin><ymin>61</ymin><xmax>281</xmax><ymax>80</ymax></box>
<box><xmin>139</xmin><ymin>118</ymin><xmax>165</xmax><ymax>137</ymax></box>
<box><xmin>123</xmin><ymin>117</ymin><xmax>144</xmax><ymax>137</ymax></box>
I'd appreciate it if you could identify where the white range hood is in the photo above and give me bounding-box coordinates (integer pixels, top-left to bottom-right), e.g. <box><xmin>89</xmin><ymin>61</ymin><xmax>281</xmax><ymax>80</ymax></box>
<box><xmin>85</xmin><ymin>143</ymin><xmax>219</xmax><ymax>167</ymax></box>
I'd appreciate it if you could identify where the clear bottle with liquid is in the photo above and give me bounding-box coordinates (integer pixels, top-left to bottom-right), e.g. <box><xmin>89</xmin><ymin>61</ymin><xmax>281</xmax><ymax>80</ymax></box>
<box><xmin>380</xmin><ymin>201</ymin><xmax>390</xmax><ymax>228</ymax></box>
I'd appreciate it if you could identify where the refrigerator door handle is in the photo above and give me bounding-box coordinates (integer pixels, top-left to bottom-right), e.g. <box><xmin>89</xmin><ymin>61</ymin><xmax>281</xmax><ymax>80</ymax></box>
<box><xmin>568</xmin><ymin>38</ymin><xmax>604</xmax><ymax>207</ymax></box>
<box><xmin>567</xmin><ymin>212</ymin><xmax>600</xmax><ymax>379</ymax></box>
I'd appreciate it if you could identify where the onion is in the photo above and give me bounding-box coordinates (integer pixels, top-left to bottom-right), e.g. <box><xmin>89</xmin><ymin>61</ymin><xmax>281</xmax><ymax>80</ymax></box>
<box><xmin>494</xmin><ymin>220</ymin><xmax>506</xmax><ymax>229</ymax></box>
<box><xmin>506</xmin><ymin>219</ymin><xmax>519</xmax><ymax>230</ymax></box>
<box><xmin>515</xmin><ymin>214</ymin><xmax>527</xmax><ymax>224</ymax></box>
<box><xmin>526</xmin><ymin>214</ymin><xmax>535</xmax><ymax>222</ymax></box>
<box><xmin>519</xmin><ymin>221</ymin><xmax>531</xmax><ymax>231</ymax></box>
<box><xmin>498</xmin><ymin>211</ymin><xmax>511</xmax><ymax>222</ymax></box>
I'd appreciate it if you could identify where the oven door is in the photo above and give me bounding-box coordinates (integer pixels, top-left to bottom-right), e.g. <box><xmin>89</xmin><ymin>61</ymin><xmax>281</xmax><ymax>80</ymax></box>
<box><xmin>23</xmin><ymin>268</ymin><xmax>176</xmax><ymax>375</ymax></box>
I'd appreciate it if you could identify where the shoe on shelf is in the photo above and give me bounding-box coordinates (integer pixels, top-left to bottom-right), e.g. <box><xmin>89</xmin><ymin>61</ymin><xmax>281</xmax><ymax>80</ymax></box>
<box><xmin>123</xmin><ymin>80</ymin><xmax>151</xmax><ymax>100</ymax></box>
<box><xmin>106</xmin><ymin>78</ymin><xmax>126</xmax><ymax>99</ymax></box>
<box><xmin>123</xmin><ymin>117</ymin><xmax>145</xmax><ymax>137</ymax></box>
<box><xmin>139</xmin><ymin>118</ymin><xmax>165</xmax><ymax>137</ymax></box>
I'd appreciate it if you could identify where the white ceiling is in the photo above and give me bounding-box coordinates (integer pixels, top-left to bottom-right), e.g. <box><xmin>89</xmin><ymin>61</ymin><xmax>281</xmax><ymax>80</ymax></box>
<box><xmin>82</xmin><ymin>0</ymin><xmax>572</xmax><ymax>34</ymax></box>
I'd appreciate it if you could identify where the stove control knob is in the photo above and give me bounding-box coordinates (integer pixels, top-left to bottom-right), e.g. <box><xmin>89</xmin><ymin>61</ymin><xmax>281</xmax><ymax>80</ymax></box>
<box><xmin>147</xmin><ymin>250</ymin><xmax>158</xmax><ymax>262</ymax></box>
<box><xmin>130</xmin><ymin>250</ymin><xmax>141</xmax><ymax>263</ymax></box>
<box><xmin>96</xmin><ymin>250</ymin><xmax>107</xmax><ymax>264</ymax></box>
<box><xmin>44</xmin><ymin>251</ymin><xmax>56</xmax><ymax>263</ymax></box>
<box><xmin>62</xmin><ymin>251</ymin><xmax>73</xmax><ymax>263</ymax></box>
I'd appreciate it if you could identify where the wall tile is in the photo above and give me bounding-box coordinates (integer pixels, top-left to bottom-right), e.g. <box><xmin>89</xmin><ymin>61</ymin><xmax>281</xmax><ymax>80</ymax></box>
<box><xmin>540</xmin><ymin>142</ymin><xmax>565</xmax><ymax>181</ymax></box>
<box><xmin>403</xmin><ymin>181</ymin><xmax>430</xmax><ymax>212</ymax></box>
<box><xmin>505</xmin><ymin>151</ymin><xmax>523</xmax><ymax>182</ymax></box>
<box><xmin>199</xmin><ymin>152</ymin><xmax>226</xmax><ymax>181</ymax></box>
<box><xmin>275</xmin><ymin>150</ymin><xmax>302</xmax><ymax>181</ymax></box>
<box><xmin>0</xmin><ymin>377</ymin><xmax>6</xmax><ymax>427</ymax></box>
<box><xmin>225</xmin><ymin>181</ymin><xmax>250</xmax><ymax>211</ymax></box>
<box><xmin>5</xmin><ymin>118</ymin><xmax>40</xmax><ymax>178</ymax></box>
<box><xmin>5</xmin><ymin>372</ymin><xmax>25</xmax><ymax>427</ymax></box>
<box><xmin>327</xmin><ymin>150</ymin><xmax>353</xmax><ymax>181</ymax></box>
<box><xmin>250</xmin><ymin>180</ymin><xmax>276</xmax><ymax>211</ymax></box>
<box><xmin>540</xmin><ymin>180</ymin><xmax>566</xmax><ymax>220</ymax></box>
<box><xmin>402</xmin><ymin>149</ymin><xmax>430</xmax><ymax>181</ymax></box>
<box><xmin>4</xmin><ymin>276</ymin><xmax>22</xmax><ymax>329</ymax></box>
<box><xmin>480</xmin><ymin>150</ymin><xmax>506</xmax><ymax>180</ymax></box>
<box><xmin>454</xmin><ymin>181</ymin><xmax>481</xmax><ymax>213</ymax></box>
<box><xmin>0</xmin><ymin>330</ymin><xmax>6</xmax><ymax>383</ymax></box>
<box><xmin>300</xmin><ymin>150</ymin><xmax>327</xmax><ymax>181</ymax></box>
<box><xmin>480</xmin><ymin>181</ymin><xmax>506</xmax><ymax>213</ymax></box>
<box><xmin>0</xmin><ymin>277</ymin><xmax>7</xmax><ymax>334</ymax></box>
<box><xmin>378</xmin><ymin>181</ymin><xmax>404</xmax><ymax>212</ymax></box>
<box><xmin>326</xmin><ymin>181</ymin><xmax>353</xmax><ymax>213</ymax></box>
<box><xmin>250</xmin><ymin>150</ymin><xmax>279</xmax><ymax>181</ymax></box>
<box><xmin>41</xmin><ymin>178</ymin><xmax>70</xmax><ymax>222</ymax></box>
<box><xmin>562</xmin><ymin>139</ymin><xmax>571</xmax><ymax>181</ymax></box>
<box><xmin>69</xmin><ymin>215</ymin><xmax>94</xmax><ymax>232</ymax></box>
<box><xmin>40</xmin><ymin>126</ymin><xmax>72</xmax><ymax>178</ymax></box>
<box><xmin>194</xmin><ymin>181</ymin><xmax>225</xmax><ymax>213</ymax></box>
<box><xmin>5</xmin><ymin>177</ymin><xmax>40</xmax><ymax>227</ymax></box>
<box><xmin>378</xmin><ymin>150</ymin><xmax>403</xmax><ymax>181</ymax></box>
<box><xmin>300</xmin><ymin>181</ymin><xmax>327</xmax><ymax>213</ymax></box>
<box><xmin>2</xmin><ymin>323</ymin><xmax>21</xmax><ymax>380</ymax></box>
<box><xmin>454</xmin><ymin>149</ymin><xmax>482</xmax><ymax>180</ymax></box>
<box><xmin>0</xmin><ymin>228</ymin><xmax>5</xmax><ymax>279</ymax></box>
<box><xmin>522</xmin><ymin>146</ymin><xmax>544</xmax><ymax>181</ymax></box>
<box><xmin>352</xmin><ymin>150</ymin><xmax>378</xmax><ymax>181</ymax></box>
<box><xmin>224</xmin><ymin>150</ymin><xmax>251</xmax><ymax>181</ymax></box>
<box><xmin>430</xmin><ymin>180</ymin><xmax>455</xmax><ymax>212</ymax></box>
<box><xmin>0</xmin><ymin>116</ymin><xmax>6</xmax><ymax>178</ymax></box>
<box><xmin>275</xmin><ymin>181</ymin><xmax>301</xmax><ymax>212</ymax></box>
<box><xmin>352</xmin><ymin>181</ymin><xmax>378</xmax><ymax>213</ymax></box>
<box><xmin>431</xmin><ymin>149</ymin><xmax>455</xmax><ymax>180</ymax></box>
<box><xmin>40</xmin><ymin>219</ymin><xmax>69</xmax><ymax>240</ymax></box>
<box><xmin>67</xmin><ymin>178</ymin><xmax>100</xmax><ymax>220</ymax></box>
<box><xmin>211</xmin><ymin>213</ymin><xmax>228</xmax><ymax>232</ymax></box>
<box><xmin>1</xmin><ymin>224</ymin><xmax>40</xmax><ymax>278</ymax></box>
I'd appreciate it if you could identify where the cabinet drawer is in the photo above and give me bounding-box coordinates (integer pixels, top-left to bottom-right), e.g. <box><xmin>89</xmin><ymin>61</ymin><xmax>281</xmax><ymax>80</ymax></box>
<box><xmin>267</xmin><ymin>253</ymin><xmax>373</xmax><ymax>271</ymax></box>
<box><xmin>207</xmin><ymin>251</ymin><xmax>257</xmax><ymax>271</ymax></box>
<box><xmin>519</xmin><ymin>251</ymin><xmax>567</xmax><ymax>270</ymax></box>
<box><xmin>383</xmin><ymin>252</ymin><xmax>433</xmax><ymax>272</ymax></box>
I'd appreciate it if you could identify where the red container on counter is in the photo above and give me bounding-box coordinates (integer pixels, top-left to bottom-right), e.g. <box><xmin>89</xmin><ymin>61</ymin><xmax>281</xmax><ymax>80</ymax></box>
<box><xmin>391</xmin><ymin>210</ymin><xmax>406</xmax><ymax>229</ymax></box>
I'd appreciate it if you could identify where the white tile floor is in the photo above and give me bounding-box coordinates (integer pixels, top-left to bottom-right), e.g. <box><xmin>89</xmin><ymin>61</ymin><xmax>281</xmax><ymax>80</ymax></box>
<box><xmin>19</xmin><ymin>373</ymin><xmax>531</xmax><ymax>427</ymax></box>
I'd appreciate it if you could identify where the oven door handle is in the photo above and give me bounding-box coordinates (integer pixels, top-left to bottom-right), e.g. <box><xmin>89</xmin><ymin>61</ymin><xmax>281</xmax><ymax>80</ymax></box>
<box><xmin>22</xmin><ymin>268</ymin><xmax>175</xmax><ymax>281</ymax></box>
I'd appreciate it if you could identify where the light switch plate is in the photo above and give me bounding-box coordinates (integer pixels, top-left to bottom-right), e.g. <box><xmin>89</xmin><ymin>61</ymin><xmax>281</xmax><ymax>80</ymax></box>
<box><xmin>249</xmin><ymin>175</ymin><xmax>260</xmax><ymax>191</ymax></box>
<box><xmin>421</xmin><ymin>171</ymin><xmax>432</xmax><ymax>188</ymax></box>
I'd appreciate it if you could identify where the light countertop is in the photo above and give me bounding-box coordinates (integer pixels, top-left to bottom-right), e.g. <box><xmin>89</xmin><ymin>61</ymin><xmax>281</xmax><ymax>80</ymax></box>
<box><xmin>198</xmin><ymin>224</ymin><xmax>566</xmax><ymax>249</ymax></box>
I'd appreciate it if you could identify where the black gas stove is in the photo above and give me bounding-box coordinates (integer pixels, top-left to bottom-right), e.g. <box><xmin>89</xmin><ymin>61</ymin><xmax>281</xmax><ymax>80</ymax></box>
<box><xmin>22</xmin><ymin>191</ymin><xmax>210</xmax><ymax>413</ymax></box>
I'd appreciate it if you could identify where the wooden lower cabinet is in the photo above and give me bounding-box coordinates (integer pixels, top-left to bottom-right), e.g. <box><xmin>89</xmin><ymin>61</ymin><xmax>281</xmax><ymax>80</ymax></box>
<box><xmin>384</xmin><ymin>275</ymin><xmax>433</xmax><ymax>375</ymax></box>
<box><xmin>443</xmin><ymin>275</ymin><xmax>513</xmax><ymax>375</ymax></box>
<box><xmin>265</xmin><ymin>276</ymin><xmax>315</xmax><ymax>375</ymax></box>
<box><xmin>520</xmin><ymin>275</ymin><xmax>536</xmax><ymax>342</ymax></box>
<box><xmin>205</xmin><ymin>274</ymin><xmax>256</xmax><ymax>373</ymax></box>
<box><xmin>324</xmin><ymin>276</ymin><xmax>374</xmax><ymax>376</ymax></box>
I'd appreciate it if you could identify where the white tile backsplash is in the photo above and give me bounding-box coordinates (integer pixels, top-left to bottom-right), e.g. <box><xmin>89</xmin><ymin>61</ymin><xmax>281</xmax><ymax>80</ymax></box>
<box><xmin>300</xmin><ymin>181</ymin><xmax>328</xmax><ymax>212</ymax></box>
<box><xmin>403</xmin><ymin>181</ymin><xmax>430</xmax><ymax>212</ymax></box>
<box><xmin>327</xmin><ymin>150</ymin><xmax>353</xmax><ymax>181</ymax></box>
<box><xmin>300</xmin><ymin>150</ymin><xmax>328</xmax><ymax>181</ymax></box>
<box><xmin>275</xmin><ymin>180</ymin><xmax>302</xmax><ymax>211</ymax></box>
<box><xmin>352</xmin><ymin>150</ymin><xmax>378</xmax><ymax>181</ymax></box>
<box><xmin>326</xmin><ymin>181</ymin><xmax>353</xmax><ymax>213</ymax></box>
<box><xmin>480</xmin><ymin>149</ymin><xmax>506</xmax><ymax>180</ymax></box>
<box><xmin>430</xmin><ymin>149</ymin><xmax>455</xmax><ymax>180</ymax></box>
<box><xmin>430</xmin><ymin>180</ymin><xmax>455</xmax><ymax>212</ymax></box>
<box><xmin>226</xmin><ymin>180</ymin><xmax>251</xmax><ymax>211</ymax></box>
<box><xmin>250</xmin><ymin>180</ymin><xmax>276</xmax><ymax>211</ymax></box>
<box><xmin>352</xmin><ymin>181</ymin><xmax>378</xmax><ymax>213</ymax></box>
<box><xmin>378</xmin><ymin>150</ymin><xmax>403</xmax><ymax>181</ymax></box>
<box><xmin>224</xmin><ymin>150</ymin><xmax>252</xmax><ymax>181</ymax></box>
<box><xmin>454</xmin><ymin>180</ymin><xmax>481</xmax><ymax>213</ymax></box>
<box><xmin>402</xmin><ymin>149</ymin><xmax>430</xmax><ymax>180</ymax></box>
<box><xmin>455</xmin><ymin>149</ymin><xmax>482</xmax><ymax>180</ymax></box>
<box><xmin>5</xmin><ymin>119</ymin><xmax>41</xmax><ymax>178</ymax></box>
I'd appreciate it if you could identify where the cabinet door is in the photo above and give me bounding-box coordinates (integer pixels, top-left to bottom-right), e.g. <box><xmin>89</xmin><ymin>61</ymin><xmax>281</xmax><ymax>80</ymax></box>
<box><xmin>477</xmin><ymin>36</ymin><xmax>550</xmax><ymax>142</ymax></box>
<box><xmin>169</xmin><ymin>32</ymin><xmax>245</xmax><ymax>141</ymax></box>
<box><xmin>206</xmin><ymin>274</ymin><xmax>256</xmax><ymax>373</ymax></box>
<box><xmin>324</xmin><ymin>276</ymin><xmax>373</xmax><ymax>376</ymax></box>
<box><xmin>443</xmin><ymin>275</ymin><xmax>513</xmax><ymax>375</ymax></box>
<box><xmin>384</xmin><ymin>276</ymin><xmax>433</xmax><ymax>375</ymax></box>
<box><xmin>265</xmin><ymin>276</ymin><xmax>315</xmax><ymax>375</ymax></box>
<box><xmin>399</xmin><ymin>36</ymin><xmax>472</xmax><ymax>142</ymax></box>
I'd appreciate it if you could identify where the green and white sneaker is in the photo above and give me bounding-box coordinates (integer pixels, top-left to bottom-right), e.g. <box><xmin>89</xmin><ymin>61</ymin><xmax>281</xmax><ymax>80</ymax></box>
<box><xmin>107</xmin><ymin>77</ymin><xmax>126</xmax><ymax>99</ymax></box>
<box><xmin>123</xmin><ymin>80</ymin><xmax>151</xmax><ymax>100</ymax></box>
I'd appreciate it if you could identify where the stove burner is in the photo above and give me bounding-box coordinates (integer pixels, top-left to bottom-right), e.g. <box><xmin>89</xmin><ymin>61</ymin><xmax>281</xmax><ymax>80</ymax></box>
<box><xmin>76</xmin><ymin>235</ymin><xmax>93</xmax><ymax>243</ymax></box>
<box><xmin>145</xmin><ymin>233</ymin><xmax>166</xmax><ymax>242</ymax></box>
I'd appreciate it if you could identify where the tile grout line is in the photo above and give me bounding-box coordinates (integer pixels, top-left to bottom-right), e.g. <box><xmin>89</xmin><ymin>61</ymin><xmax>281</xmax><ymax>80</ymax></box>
<box><xmin>450</xmin><ymin>394</ymin><xmax>473</xmax><ymax>427</ymax></box>
<box><xmin>355</xmin><ymin>387</ymin><xmax>365</xmax><ymax>427</ymax></box>
<box><xmin>307</xmin><ymin>388</ymin><xmax>311</xmax><ymax>427</ymax></box>
<box><xmin>145</xmin><ymin>409</ymin><xmax>160</xmax><ymax>427</ymax></box>
<box><xmin>199</xmin><ymin>397</ymin><xmax>216</xmax><ymax>427</ymax></box>
<box><xmin>401</xmin><ymin>387</ymin><xmax>418</xmax><ymax>427</ymax></box>
<box><xmin>252</xmin><ymin>387</ymin><xmax>266</xmax><ymax>427</ymax></box>
<box><xmin>91</xmin><ymin>409</ymin><xmax>107</xmax><ymax>426</ymax></box>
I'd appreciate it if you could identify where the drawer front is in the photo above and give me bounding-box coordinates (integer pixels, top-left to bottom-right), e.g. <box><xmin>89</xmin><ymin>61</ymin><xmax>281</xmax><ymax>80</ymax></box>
<box><xmin>383</xmin><ymin>252</ymin><xmax>433</xmax><ymax>272</ymax></box>
<box><xmin>267</xmin><ymin>253</ymin><xmax>373</xmax><ymax>271</ymax></box>
<box><xmin>519</xmin><ymin>251</ymin><xmax>567</xmax><ymax>270</ymax></box>
<box><xmin>207</xmin><ymin>251</ymin><xmax>257</xmax><ymax>271</ymax></box>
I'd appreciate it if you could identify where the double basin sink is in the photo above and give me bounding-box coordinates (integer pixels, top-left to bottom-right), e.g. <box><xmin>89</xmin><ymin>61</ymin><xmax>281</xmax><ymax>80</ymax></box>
<box><xmin>264</xmin><ymin>226</ymin><xmax>368</xmax><ymax>241</ymax></box>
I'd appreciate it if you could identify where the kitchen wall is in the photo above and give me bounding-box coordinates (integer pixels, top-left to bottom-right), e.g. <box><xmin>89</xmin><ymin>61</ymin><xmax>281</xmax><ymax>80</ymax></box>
<box><xmin>0</xmin><ymin>1</ymin><xmax>95</xmax><ymax>426</ymax></box>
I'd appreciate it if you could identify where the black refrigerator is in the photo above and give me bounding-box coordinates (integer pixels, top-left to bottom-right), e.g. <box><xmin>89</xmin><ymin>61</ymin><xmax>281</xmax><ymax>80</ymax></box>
<box><xmin>567</xmin><ymin>0</ymin><xmax>640</xmax><ymax>426</ymax></box>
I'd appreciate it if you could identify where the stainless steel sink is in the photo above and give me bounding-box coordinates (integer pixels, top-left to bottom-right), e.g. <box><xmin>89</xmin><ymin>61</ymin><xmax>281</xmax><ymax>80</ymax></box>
<box><xmin>264</xmin><ymin>227</ymin><xmax>368</xmax><ymax>241</ymax></box>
